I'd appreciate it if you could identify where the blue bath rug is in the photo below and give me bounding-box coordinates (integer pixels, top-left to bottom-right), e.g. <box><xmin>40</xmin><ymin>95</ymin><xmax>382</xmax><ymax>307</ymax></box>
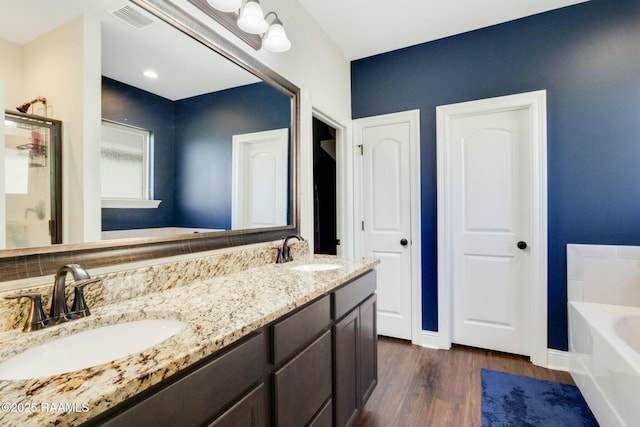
<box><xmin>481</xmin><ymin>369</ymin><xmax>599</xmax><ymax>427</ymax></box>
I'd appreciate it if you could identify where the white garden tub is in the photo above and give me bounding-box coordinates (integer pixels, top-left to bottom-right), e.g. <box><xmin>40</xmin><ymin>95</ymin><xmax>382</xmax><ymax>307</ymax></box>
<box><xmin>568</xmin><ymin>301</ymin><xmax>640</xmax><ymax>427</ymax></box>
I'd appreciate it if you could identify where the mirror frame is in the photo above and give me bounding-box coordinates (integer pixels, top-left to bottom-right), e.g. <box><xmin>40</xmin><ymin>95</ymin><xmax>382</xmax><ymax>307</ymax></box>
<box><xmin>0</xmin><ymin>0</ymin><xmax>300</xmax><ymax>282</ymax></box>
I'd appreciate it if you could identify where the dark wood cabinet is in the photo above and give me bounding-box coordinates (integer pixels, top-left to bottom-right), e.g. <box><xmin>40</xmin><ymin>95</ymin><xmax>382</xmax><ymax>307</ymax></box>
<box><xmin>87</xmin><ymin>270</ymin><xmax>377</xmax><ymax>427</ymax></box>
<box><xmin>332</xmin><ymin>271</ymin><xmax>378</xmax><ymax>427</ymax></box>
<box><xmin>272</xmin><ymin>295</ymin><xmax>331</xmax><ymax>365</ymax></box>
<box><xmin>359</xmin><ymin>295</ymin><xmax>378</xmax><ymax>406</ymax></box>
<box><xmin>273</xmin><ymin>331</ymin><xmax>332</xmax><ymax>427</ymax></box>
<box><xmin>95</xmin><ymin>331</ymin><xmax>266</xmax><ymax>427</ymax></box>
<box><xmin>333</xmin><ymin>308</ymin><xmax>360</xmax><ymax>427</ymax></box>
<box><xmin>209</xmin><ymin>384</ymin><xmax>266</xmax><ymax>427</ymax></box>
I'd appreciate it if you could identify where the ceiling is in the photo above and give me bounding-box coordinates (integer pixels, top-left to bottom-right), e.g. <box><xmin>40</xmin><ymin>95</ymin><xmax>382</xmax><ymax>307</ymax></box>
<box><xmin>0</xmin><ymin>0</ymin><xmax>590</xmax><ymax>100</ymax></box>
<box><xmin>0</xmin><ymin>0</ymin><xmax>259</xmax><ymax>101</ymax></box>
<box><xmin>297</xmin><ymin>0</ymin><xmax>590</xmax><ymax>60</ymax></box>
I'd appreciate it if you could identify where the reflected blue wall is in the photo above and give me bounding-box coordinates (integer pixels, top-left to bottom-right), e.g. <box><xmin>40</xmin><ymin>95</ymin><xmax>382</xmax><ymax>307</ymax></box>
<box><xmin>101</xmin><ymin>77</ymin><xmax>175</xmax><ymax>230</ymax></box>
<box><xmin>174</xmin><ymin>83</ymin><xmax>291</xmax><ymax>229</ymax></box>
<box><xmin>101</xmin><ymin>79</ymin><xmax>290</xmax><ymax>231</ymax></box>
<box><xmin>351</xmin><ymin>0</ymin><xmax>640</xmax><ymax>350</ymax></box>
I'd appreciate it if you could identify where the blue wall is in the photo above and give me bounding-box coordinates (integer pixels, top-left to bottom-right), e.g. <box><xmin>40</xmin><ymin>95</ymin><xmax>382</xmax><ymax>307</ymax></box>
<box><xmin>174</xmin><ymin>83</ymin><xmax>291</xmax><ymax>229</ymax></box>
<box><xmin>351</xmin><ymin>0</ymin><xmax>640</xmax><ymax>350</ymax></box>
<box><xmin>102</xmin><ymin>77</ymin><xmax>176</xmax><ymax>230</ymax></box>
<box><xmin>101</xmin><ymin>79</ymin><xmax>290</xmax><ymax>231</ymax></box>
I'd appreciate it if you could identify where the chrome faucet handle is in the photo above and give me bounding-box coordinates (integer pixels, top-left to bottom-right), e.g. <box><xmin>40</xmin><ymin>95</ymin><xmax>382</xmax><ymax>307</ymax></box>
<box><xmin>4</xmin><ymin>293</ymin><xmax>48</xmax><ymax>332</ymax></box>
<box><xmin>70</xmin><ymin>278</ymin><xmax>101</xmax><ymax>318</ymax></box>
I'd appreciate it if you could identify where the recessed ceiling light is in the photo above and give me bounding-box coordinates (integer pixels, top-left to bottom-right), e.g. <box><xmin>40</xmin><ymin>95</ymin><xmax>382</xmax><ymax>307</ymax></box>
<box><xmin>143</xmin><ymin>70</ymin><xmax>158</xmax><ymax>79</ymax></box>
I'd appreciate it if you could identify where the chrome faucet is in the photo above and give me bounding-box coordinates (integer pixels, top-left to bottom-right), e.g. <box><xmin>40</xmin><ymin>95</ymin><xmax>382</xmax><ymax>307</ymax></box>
<box><xmin>50</xmin><ymin>264</ymin><xmax>91</xmax><ymax>322</ymax></box>
<box><xmin>4</xmin><ymin>263</ymin><xmax>101</xmax><ymax>332</ymax></box>
<box><xmin>276</xmin><ymin>234</ymin><xmax>304</xmax><ymax>263</ymax></box>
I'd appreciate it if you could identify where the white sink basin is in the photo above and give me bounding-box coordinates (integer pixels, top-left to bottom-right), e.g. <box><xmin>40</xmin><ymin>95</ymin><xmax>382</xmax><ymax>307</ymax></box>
<box><xmin>0</xmin><ymin>319</ymin><xmax>186</xmax><ymax>380</ymax></box>
<box><xmin>290</xmin><ymin>263</ymin><xmax>342</xmax><ymax>272</ymax></box>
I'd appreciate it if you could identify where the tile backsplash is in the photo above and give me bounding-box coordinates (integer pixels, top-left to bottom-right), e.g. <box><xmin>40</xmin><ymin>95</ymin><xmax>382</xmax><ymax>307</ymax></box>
<box><xmin>0</xmin><ymin>240</ymin><xmax>308</xmax><ymax>333</ymax></box>
<box><xmin>567</xmin><ymin>244</ymin><xmax>640</xmax><ymax>306</ymax></box>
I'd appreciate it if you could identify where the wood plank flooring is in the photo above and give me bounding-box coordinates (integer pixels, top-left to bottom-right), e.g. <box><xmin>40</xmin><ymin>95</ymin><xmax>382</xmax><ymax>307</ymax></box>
<box><xmin>355</xmin><ymin>337</ymin><xmax>574</xmax><ymax>427</ymax></box>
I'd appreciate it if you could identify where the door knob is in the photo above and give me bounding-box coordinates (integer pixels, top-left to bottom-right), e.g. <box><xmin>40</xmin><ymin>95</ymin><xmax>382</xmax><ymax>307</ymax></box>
<box><xmin>400</xmin><ymin>238</ymin><xmax>408</xmax><ymax>246</ymax></box>
<box><xmin>517</xmin><ymin>241</ymin><xmax>527</xmax><ymax>250</ymax></box>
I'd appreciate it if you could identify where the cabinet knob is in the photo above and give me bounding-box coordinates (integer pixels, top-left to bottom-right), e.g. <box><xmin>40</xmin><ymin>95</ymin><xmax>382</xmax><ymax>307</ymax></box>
<box><xmin>517</xmin><ymin>241</ymin><xmax>528</xmax><ymax>250</ymax></box>
<box><xmin>400</xmin><ymin>238</ymin><xmax>408</xmax><ymax>246</ymax></box>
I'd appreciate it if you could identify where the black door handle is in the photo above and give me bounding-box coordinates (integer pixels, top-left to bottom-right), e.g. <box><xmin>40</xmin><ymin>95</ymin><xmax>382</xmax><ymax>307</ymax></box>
<box><xmin>400</xmin><ymin>238</ymin><xmax>408</xmax><ymax>246</ymax></box>
<box><xmin>517</xmin><ymin>241</ymin><xmax>527</xmax><ymax>250</ymax></box>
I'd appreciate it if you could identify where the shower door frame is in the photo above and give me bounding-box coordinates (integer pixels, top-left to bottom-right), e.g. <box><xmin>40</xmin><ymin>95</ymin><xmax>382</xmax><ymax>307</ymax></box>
<box><xmin>4</xmin><ymin>110</ymin><xmax>63</xmax><ymax>246</ymax></box>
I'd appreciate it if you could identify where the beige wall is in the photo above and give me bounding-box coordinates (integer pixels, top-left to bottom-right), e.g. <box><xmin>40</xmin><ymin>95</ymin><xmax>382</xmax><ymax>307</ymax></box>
<box><xmin>19</xmin><ymin>14</ymin><xmax>101</xmax><ymax>244</ymax></box>
<box><xmin>0</xmin><ymin>39</ymin><xmax>23</xmax><ymax>110</ymax></box>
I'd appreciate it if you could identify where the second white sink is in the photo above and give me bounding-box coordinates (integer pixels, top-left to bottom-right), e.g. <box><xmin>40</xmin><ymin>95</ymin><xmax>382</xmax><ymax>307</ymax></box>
<box><xmin>0</xmin><ymin>319</ymin><xmax>186</xmax><ymax>381</ymax></box>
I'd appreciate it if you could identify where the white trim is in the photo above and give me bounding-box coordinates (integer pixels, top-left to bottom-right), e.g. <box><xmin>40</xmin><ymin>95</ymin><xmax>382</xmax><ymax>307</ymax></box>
<box><xmin>436</xmin><ymin>90</ymin><xmax>548</xmax><ymax>367</ymax></box>
<box><xmin>101</xmin><ymin>198</ymin><xmax>161</xmax><ymax>209</ymax></box>
<box><xmin>415</xmin><ymin>330</ymin><xmax>441</xmax><ymax>349</ymax></box>
<box><xmin>547</xmin><ymin>349</ymin><xmax>571</xmax><ymax>372</ymax></box>
<box><xmin>353</xmin><ymin>109</ymin><xmax>422</xmax><ymax>345</ymax></box>
<box><xmin>312</xmin><ymin>109</ymin><xmax>352</xmax><ymax>257</ymax></box>
<box><xmin>417</xmin><ymin>328</ymin><xmax>568</xmax><ymax>372</ymax></box>
<box><xmin>299</xmin><ymin>90</ymin><xmax>314</xmax><ymax>249</ymax></box>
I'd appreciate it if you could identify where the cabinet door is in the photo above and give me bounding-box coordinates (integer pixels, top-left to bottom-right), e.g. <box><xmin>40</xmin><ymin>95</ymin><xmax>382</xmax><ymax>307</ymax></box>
<box><xmin>333</xmin><ymin>309</ymin><xmax>359</xmax><ymax>427</ymax></box>
<box><xmin>273</xmin><ymin>331</ymin><xmax>332</xmax><ymax>427</ymax></box>
<box><xmin>359</xmin><ymin>294</ymin><xmax>378</xmax><ymax>406</ymax></box>
<box><xmin>209</xmin><ymin>384</ymin><xmax>266</xmax><ymax>427</ymax></box>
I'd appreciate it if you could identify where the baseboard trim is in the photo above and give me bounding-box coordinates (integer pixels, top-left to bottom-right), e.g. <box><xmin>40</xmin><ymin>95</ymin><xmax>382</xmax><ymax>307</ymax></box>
<box><xmin>413</xmin><ymin>330</ymin><xmax>441</xmax><ymax>349</ymax></box>
<box><xmin>546</xmin><ymin>348</ymin><xmax>571</xmax><ymax>372</ymax></box>
<box><xmin>411</xmin><ymin>330</ymin><xmax>571</xmax><ymax>372</ymax></box>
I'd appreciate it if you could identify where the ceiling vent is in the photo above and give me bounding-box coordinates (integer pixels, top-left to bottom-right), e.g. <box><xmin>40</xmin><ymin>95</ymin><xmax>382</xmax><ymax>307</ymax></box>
<box><xmin>109</xmin><ymin>4</ymin><xmax>158</xmax><ymax>30</ymax></box>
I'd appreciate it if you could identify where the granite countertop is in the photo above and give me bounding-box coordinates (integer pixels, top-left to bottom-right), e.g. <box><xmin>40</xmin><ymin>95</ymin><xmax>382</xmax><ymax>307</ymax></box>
<box><xmin>0</xmin><ymin>254</ymin><xmax>378</xmax><ymax>427</ymax></box>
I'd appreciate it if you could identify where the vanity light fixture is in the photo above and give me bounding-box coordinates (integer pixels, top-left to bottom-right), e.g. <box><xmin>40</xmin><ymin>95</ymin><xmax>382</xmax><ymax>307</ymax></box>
<box><xmin>262</xmin><ymin>12</ymin><xmax>291</xmax><ymax>53</ymax></box>
<box><xmin>237</xmin><ymin>0</ymin><xmax>268</xmax><ymax>34</ymax></box>
<box><xmin>202</xmin><ymin>0</ymin><xmax>291</xmax><ymax>52</ymax></box>
<box><xmin>206</xmin><ymin>0</ymin><xmax>242</xmax><ymax>13</ymax></box>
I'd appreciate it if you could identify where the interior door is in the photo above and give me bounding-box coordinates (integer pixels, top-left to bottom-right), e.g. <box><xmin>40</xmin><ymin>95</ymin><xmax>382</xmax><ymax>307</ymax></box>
<box><xmin>450</xmin><ymin>107</ymin><xmax>532</xmax><ymax>355</ymax></box>
<box><xmin>232</xmin><ymin>128</ymin><xmax>288</xmax><ymax>229</ymax></box>
<box><xmin>358</xmin><ymin>119</ymin><xmax>413</xmax><ymax>340</ymax></box>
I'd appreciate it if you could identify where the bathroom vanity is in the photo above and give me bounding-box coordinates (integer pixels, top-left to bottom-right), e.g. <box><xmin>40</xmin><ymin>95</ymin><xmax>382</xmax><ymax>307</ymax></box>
<box><xmin>0</xmin><ymin>251</ymin><xmax>378</xmax><ymax>427</ymax></box>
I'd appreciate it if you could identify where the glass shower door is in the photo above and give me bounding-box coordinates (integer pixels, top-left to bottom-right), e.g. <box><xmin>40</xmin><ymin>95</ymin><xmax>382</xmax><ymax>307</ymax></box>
<box><xmin>3</xmin><ymin>111</ymin><xmax>61</xmax><ymax>249</ymax></box>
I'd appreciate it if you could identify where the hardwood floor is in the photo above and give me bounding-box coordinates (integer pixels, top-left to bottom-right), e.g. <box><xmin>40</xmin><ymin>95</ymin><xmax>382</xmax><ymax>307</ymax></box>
<box><xmin>355</xmin><ymin>337</ymin><xmax>574</xmax><ymax>427</ymax></box>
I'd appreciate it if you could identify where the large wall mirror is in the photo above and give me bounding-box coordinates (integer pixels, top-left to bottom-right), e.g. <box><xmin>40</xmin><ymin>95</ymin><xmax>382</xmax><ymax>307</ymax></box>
<box><xmin>0</xmin><ymin>0</ymin><xmax>299</xmax><ymax>282</ymax></box>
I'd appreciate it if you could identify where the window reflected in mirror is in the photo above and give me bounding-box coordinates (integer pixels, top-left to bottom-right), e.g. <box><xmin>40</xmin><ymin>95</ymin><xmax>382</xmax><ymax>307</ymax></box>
<box><xmin>100</xmin><ymin>120</ymin><xmax>156</xmax><ymax>208</ymax></box>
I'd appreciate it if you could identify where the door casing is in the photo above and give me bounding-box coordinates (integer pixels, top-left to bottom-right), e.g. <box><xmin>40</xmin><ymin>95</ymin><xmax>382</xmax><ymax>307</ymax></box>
<box><xmin>436</xmin><ymin>90</ymin><xmax>548</xmax><ymax>367</ymax></box>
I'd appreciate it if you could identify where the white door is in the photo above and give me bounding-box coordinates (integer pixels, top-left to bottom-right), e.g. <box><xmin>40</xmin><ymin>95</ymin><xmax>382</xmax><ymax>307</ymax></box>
<box><xmin>232</xmin><ymin>128</ymin><xmax>288</xmax><ymax>229</ymax></box>
<box><xmin>450</xmin><ymin>107</ymin><xmax>532</xmax><ymax>355</ymax></box>
<box><xmin>355</xmin><ymin>111</ymin><xmax>420</xmax><ymax>340</ymax></box>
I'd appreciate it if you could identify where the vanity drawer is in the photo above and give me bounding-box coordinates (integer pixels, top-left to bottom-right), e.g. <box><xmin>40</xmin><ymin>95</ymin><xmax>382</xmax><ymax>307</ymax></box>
<box><xmin>208</xmin><ymin>384</ymin><xmax>266</xmax><ymax>427</ymax></box>
<box><xmin>332</xmin><ymin>270</ymin><xmax>376</xmax><ymax>320</ymax></box>
<box><xmin>272</xmin><ymin>295</ymin><xmax>331</xmax><ymax>365</ymax></box>
<box><xmin>273</xmin><ymin>330</ymin><xmax>332</xmax><ymax>427</ymax></box>
<box><xmin>98</xmin><ymin>331</ymin><xmax>266</xmax><ymax>427</ymax></box>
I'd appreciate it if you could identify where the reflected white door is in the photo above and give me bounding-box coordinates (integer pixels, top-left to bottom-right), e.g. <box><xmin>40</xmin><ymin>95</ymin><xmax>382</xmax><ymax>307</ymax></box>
<box><xmin>450</xmin><ymin>108</ymin><xmax>532</xmax><ymax>355</ymax></box>
<box><xmin>232</xmin><ymin>128</ymin><xmax>288</xmax><ymax>229</ymax></box>
<box><xmin>357</xmin><ymin>115</ymin><xmax>415</xmax><ymax>340</ymax></box>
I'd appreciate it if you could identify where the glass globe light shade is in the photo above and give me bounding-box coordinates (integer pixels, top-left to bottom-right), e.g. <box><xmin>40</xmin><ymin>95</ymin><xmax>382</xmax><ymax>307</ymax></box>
<box><xmin>263</xmin><ymin>19</ymin><xmax>291</xmax><ymax>52</ymax></box>
<box><xmin>237</xmin><ymin>0</ymin><xmax>269</xmax><ymax>34</ymax></box>
<box><xmin>206</xmin><ymin>0</ymin><xmax>242</xmax><ymax>13</ymax></box>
